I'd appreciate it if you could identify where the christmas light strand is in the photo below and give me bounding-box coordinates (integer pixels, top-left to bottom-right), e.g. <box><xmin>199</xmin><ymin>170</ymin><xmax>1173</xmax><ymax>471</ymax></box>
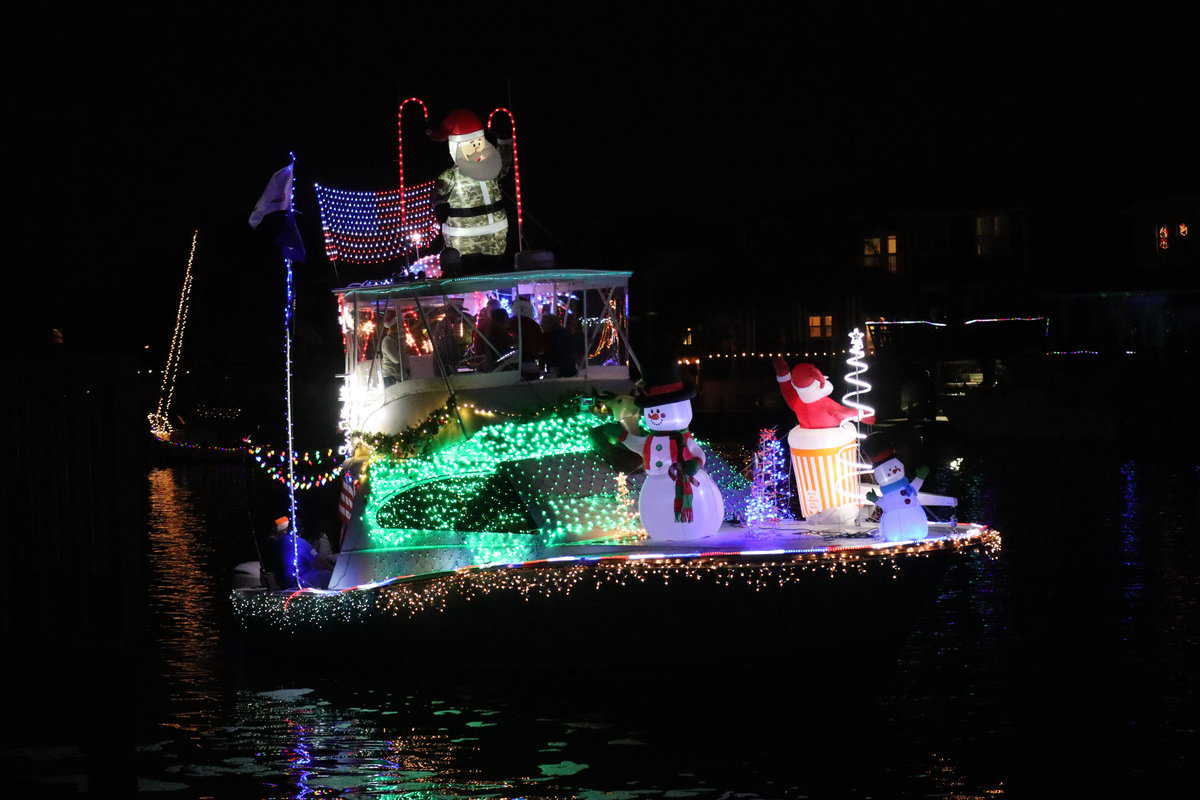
<box><xmin>231</xmin><ymin>526</ymin><xmax>1001</xmax><ymax>631</ymax></box>
<box><xmin>314</xmin><ymin>182</ymin><xmax>441</xmax><ymax>264</ymax></box>
<box><xmin>745</xmin><ymin>427</ymin><xmax>792</xmax><ymax>526</ymax></box>
<box><xmin>837</xmin><ymin>327</ymin><xmax>875</xmax><ymax>505</ymax></box>
<box><xmin>397</xmin><ymin>96</ymin><xmax>428</xmax><ymax>233</ymax></box>
<box><xmin>486</xmin><ymin>107</ymin><xmax>523</xmax><ymax>247</ymax></box>
<box><xmin>148</xmin><ymin>230</ymin><xmax>198</xmax><ymax>439</ymax></box>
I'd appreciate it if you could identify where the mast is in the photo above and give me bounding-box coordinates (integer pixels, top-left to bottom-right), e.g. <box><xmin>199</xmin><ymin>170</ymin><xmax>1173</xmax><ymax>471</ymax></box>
<box><xmin>149</xmin><ymin>230</ymin><xmax>198</xmax><ymax>440</ymax></box>
<box><xmin>283</xmin><ymin>153</ymin><xmax>301</xmax><ymax>586</ymax></box>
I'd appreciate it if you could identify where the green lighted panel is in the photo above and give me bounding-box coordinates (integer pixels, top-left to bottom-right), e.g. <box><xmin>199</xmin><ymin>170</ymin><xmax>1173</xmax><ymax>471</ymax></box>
<box><xmin>364</xmin><ymin>411</ymin><xmax>622</xmax><ymax>551</ymax></box>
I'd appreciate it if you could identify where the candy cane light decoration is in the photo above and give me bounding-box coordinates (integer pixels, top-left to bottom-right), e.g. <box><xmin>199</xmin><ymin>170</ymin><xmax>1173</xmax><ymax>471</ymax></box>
<box><xmin>487</xmin><ymin>107</ymin><xmax>524</xmax><ymax>249</ymax></box>
<box><xmin>397</xmin><ymin>97</ymin><xmax>428</xmax><ymax>233</ymax></box>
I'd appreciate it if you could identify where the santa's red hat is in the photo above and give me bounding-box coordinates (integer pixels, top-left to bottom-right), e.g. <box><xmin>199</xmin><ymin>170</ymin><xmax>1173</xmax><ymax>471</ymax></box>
<box><xmin>790</xmin><ymin>363</ymin><xmax>826</xmax><ymax>389</ymax></box>
<box><xmin>429</xmin><ymin>109</ymin><xmax>485</xmax><ymax>143</ymax></box>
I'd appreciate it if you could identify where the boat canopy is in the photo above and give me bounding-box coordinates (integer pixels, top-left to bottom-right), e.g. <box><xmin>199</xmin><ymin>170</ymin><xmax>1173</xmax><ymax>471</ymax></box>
<box><xmin>336</xmin><ymin>269</ymin><xmax>632</xmax><ymax>303</ymax></box>
<box><xmin>334</xmin><ymin>269</ymin><xmax>636</xmax><ymax>434</ymax></box>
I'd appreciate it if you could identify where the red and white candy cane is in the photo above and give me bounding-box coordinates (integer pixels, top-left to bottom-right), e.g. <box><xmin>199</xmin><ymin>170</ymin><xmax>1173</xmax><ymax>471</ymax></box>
<box><xmin>487</xmin><ymin>107</ymin><xmax>523</xmax><ymax>249</ymax></box>
<box><xmin>397</xmin><ymin>97</ymin><xmax>428</xmax><ymax>236</ymax></box>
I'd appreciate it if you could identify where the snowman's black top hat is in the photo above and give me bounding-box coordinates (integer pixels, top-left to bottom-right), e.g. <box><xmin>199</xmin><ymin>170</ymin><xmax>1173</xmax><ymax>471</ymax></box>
<box><xmin>634</xmin><ymin>360</ymin><xmax>696</xmax><ymax>407</ymax></box>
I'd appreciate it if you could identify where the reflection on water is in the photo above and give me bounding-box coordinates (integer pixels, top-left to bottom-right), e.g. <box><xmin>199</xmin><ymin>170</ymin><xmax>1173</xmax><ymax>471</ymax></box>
<box><xmin>146</xmin><ymin>468</ymin><xmax>224</xmax><ymax>731</ymax></box>
<box><xmin>135</xmin><ymin>456</ymin><xmax>1199</xmax><ymax>797</ymax></box>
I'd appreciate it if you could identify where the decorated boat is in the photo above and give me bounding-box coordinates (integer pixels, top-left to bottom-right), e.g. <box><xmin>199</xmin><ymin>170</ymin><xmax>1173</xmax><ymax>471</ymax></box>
<box><xmin>231</xmin><ymin>100</ymin><xmax>1000</xmax><ymax>663</ymax></box>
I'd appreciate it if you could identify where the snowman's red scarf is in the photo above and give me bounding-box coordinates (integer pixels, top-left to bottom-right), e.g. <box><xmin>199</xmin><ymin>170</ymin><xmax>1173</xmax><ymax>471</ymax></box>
<box><xmin>658</xmin><ymin>430</ymin><xmax>701</xmax><ymax>523</ymax></box>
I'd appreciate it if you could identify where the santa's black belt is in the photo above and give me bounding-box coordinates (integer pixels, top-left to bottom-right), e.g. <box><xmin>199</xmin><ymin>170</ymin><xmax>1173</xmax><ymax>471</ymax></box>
<box><xmin>445</xmin><ymin>201</ymin><xmax>505</xmax><ymax>217</ymax></box>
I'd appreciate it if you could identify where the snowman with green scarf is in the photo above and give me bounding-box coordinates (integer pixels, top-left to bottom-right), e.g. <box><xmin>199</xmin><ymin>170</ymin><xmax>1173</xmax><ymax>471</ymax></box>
<box><xmin>615</xmin><ymin>363</ymin><xmax>725</xmax><ymax>539</ymax></box>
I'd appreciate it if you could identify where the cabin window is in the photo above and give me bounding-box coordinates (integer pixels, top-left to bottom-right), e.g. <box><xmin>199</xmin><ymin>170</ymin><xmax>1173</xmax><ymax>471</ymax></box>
<box><xmin>808</xmin><ymin>315</ymin><xmax>833</xmax><ymax>339</ymax></box>
<box><xmin>864</xmin><ymin>235</ymin><xmax>898</xmax><ymax>271</ymax></box>
<box><xmin>975</xmin><ymin>214</ymin><xmax>1010</xmax><ymax>257</ymax></box>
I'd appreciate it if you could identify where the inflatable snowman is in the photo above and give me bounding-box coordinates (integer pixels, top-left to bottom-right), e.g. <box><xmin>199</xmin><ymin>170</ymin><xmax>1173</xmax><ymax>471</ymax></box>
<box><xmin>861</xmin><ymin>433</ymin><xmax>931</xmax><ymax>542</ymax></box>
<box><xmin>616</xmin><ymin>367</ymin><xmax>725</xmax><ymax>539</ymax></box>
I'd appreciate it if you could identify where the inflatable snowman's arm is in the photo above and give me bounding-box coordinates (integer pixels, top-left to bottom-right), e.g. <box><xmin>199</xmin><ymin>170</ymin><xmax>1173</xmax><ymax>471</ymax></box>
<box><xmin>617</xmin><ymin>428</ymin><xmax>646</xmax><ymax>454</ymax></box>
<box><xmin>910</xmin><ymin>466</ymin><xmax>929</xmax><ymax>493</ymax></box>
<box><xmin>865</xmin><ymin>489</ymin><xmax>880</xmax><ymax>503</ymax></box>
<box><xmin>684</xmin><ymin>435</ymin><xmax>706</xmax><ymax>467</ymax></box>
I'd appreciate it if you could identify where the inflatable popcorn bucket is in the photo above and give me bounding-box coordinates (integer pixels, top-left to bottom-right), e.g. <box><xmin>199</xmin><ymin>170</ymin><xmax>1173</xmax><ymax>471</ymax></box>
<box><xmin>787</xmin><ymin>423</ymin><xmax>861</xmax><ymax>523</ymax></box>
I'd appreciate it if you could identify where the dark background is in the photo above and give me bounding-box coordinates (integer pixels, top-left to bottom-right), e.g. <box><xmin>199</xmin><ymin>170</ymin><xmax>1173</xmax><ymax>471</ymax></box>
<box><xmin>11</xmin><ymin>2</ymin><xmax>1196</xmax><ymax>355</ymax></box>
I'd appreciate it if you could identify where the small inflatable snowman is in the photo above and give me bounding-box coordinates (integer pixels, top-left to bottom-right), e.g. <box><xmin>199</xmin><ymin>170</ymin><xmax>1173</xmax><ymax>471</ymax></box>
<box><xmin>861</xmin><ymin>432</ymin><xmax>930</xmax><ymax>542</ymax></box>
<box><xmin>616</xmin><ymin>366</ymin><xmax>725</xmax><ymax>539</ymax></box>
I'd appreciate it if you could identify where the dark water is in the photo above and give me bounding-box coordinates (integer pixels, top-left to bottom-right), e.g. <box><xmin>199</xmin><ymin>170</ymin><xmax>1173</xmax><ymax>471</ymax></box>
<box><xmin>49</xmin><ymin>450</ymin><xmax>1200</xmax><ymax>796</ymax></box>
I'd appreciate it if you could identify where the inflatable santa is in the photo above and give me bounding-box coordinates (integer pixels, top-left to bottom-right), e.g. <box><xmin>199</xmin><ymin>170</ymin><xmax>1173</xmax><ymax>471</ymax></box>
<box><xmin>429</xmin><ymin>109</ymin><xmax>512</xmax><ymax>261</ymax></box>
<box><xmin>772</xmin><ymin>358</ymin><xmax>874</xmax><ymax>428</ymax></box>
<box><xmin>771</xmin><ymin>358</ymin><xmax>873</xmax><ymax>524</ymax></box>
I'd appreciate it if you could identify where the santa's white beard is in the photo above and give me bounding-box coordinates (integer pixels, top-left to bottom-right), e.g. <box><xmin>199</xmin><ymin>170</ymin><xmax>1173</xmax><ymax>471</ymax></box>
<box><xmin>794</xmin><ymin>380</ymin><xmax>833</xmax><ymax>404</ymax></box>
<box><xmin>454</xmin><ymin>141</ymin><xmax>501</xmax><ymax>181</ymax></box>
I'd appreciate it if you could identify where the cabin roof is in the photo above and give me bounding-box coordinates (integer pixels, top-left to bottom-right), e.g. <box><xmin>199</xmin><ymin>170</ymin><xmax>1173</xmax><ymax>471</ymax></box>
<box><xmin>335</xmin><ymin>269</ymin><xmax>633</xmax><ymax>300</ymax></box>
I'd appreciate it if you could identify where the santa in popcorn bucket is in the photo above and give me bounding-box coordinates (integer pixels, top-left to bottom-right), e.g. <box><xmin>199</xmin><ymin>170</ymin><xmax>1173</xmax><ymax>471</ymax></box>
<box><xmin>772</xmin><ymin>358</ymin><xmax>874</xmax><ymax>524</ymax></box>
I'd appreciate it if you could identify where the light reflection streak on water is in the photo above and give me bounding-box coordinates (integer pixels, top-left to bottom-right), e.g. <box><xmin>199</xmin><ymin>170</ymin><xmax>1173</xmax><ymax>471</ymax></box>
<box><xmin>146</xmin><ymin>467</ymin><xmax>223</xmax><ymax>731</ymax></box>
<box><xmin>1119</xmin><ymin>460</ymin><xmax>1144</xmax><ymax>638</ymax></box>
<box><xmin>285</xmin><ymin>717</ymin><xmax>314</xmax><ymax>800</ymax></box>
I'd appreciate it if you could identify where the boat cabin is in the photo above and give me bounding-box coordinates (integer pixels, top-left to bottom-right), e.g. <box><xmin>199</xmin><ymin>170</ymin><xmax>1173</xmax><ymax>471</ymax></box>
<box><xmin>335</xmin><ymin>269</ymin><xmax>635</xmax><ymax>434</ymax></box>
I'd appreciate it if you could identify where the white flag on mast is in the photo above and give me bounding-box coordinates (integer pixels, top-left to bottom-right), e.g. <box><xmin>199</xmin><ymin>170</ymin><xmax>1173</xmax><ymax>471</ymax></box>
<box><xmin>248</xmin><ymin>162</ymin><xmax>294</xmax><ymax>228</ymax></box>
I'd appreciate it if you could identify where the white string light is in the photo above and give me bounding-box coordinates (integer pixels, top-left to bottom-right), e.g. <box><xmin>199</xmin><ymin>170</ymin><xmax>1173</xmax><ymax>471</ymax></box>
<box><xmin>148</xmin><ymin>230</ymin><xmax>198</xmax><ymax>440</ymax></box>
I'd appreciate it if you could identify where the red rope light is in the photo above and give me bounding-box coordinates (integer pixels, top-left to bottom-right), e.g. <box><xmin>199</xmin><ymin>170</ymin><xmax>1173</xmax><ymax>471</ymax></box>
<box><xmin>397</xmin><ymin>97</ymin><xmax>429</xmax><ymax>232</ymax></box>
<box><xmin>487</xmin><ymin>107</ymin><xmax>523</xmax><ymax>249</ymax></box>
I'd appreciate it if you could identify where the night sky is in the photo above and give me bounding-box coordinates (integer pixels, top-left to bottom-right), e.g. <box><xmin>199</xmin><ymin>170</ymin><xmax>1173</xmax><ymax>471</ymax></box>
<box><xmin>11</xmin><ymin>3</ymin><xmax>1196</xmax><ymax>357</ymax></box>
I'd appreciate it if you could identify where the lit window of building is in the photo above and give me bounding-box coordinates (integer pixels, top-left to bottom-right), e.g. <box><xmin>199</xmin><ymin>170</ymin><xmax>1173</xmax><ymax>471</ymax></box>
<box><xmin>975</xmin><ymin>214</ymin><xmax>1010</xmax><ymax>256</ymax></box>
<box><xmin>1180</xmin><ymin>223</ymin><xmax>1190</xmax><ymax>238</ymax></box>
<box><xmin>682</xmin><ymin>327</ymin><xmax>693</xmax><ymax>346</ymax></box>
<box><xmin>808</xmin><ymin>315</ymin><xmax>833</xmax><ymax>339</ymax></box>
<box><xmin>863</xmin><ymin>235</ymin><xmax>899</xmax><ymax>270</ymax></box>
<box><xmin>1158</xmin><ymin>225</ymin><xmax>1170</xmax><ymax>250</ymax></box>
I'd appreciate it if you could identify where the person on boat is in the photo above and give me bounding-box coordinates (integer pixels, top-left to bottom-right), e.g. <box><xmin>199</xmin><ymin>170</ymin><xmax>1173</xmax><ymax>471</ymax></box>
<box><xmin>481</xmin><ymin>307</ymin><xmax>514</xmax><ymax>371</ymax></box>
<box><xmin>381</xmin><ymin>309</ymin><xmax>405</xmax><ymax>387</ymax></box>
<box><xmin>539</xmin><ymin>313</ymin><xmax>577</xmax><ymax>377</ymax></box>
<box><xmin>271</xmin><ymin>516</ymin><xmax>335</xmax><ymax>589</ymax></box>
<box><xmin>511</xmin><ymin>299</ymin><xmax>544</xmax><ymax>379</ymax></box>
<box><xmin>429</xmin><ymin>109</ymin><xmax>513</xmax><ymax>272</ymax></box>
<box><xmin>427</xmin><ymin>309</ymin><xmax>463</xmax><ymax>374</ymax></box>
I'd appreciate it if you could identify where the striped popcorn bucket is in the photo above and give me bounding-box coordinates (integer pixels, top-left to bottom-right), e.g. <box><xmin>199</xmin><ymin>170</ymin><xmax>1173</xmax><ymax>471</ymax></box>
<box><xmin>787</xmin><ymin>424</ymin><xmax>861</xmax><ymax>521</ymax></box>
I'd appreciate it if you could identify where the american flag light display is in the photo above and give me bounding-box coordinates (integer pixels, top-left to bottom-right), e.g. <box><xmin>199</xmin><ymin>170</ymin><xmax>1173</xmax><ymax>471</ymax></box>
<box><xmin>314</xmin><ymin>181</ymin><xmax>441</xmax><ymax>264</ymax></box>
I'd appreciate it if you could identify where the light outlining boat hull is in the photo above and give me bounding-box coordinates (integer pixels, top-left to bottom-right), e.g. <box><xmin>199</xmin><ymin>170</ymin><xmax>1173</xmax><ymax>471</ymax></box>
<box><xmin>233</xmin><ymin>523</ymin><xmax>1000</xmax><ymax>667</ymax></box>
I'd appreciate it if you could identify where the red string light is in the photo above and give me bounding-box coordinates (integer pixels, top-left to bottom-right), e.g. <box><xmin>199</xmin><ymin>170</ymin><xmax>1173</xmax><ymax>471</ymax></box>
<box><xmin>487</xmin><ymin>107</ymin><xmax>523</xmax><ymax>249</ymax></box>
<box><xmin>397</xmin><ymin>97</ymin><xmax>428</xmax><ymax>233</ymax></box>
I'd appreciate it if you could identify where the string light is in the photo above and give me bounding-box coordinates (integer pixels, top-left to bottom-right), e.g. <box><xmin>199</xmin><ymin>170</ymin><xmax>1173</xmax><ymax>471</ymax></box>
<box><xmin>745</xmin><ymin>427</ymin><xmax>792</xmax><ymax>526</ymax></box>
<box><xmin>838</xmin><ymin>327</ymin><xmax>875</xmax><ymax>505</ymax></box>
<box><xmin>282</xmin><ymin>154</ymin><xmax>301</xmax><ymax>587</ymax></box>
<box><xmin>314</xmin><ymin>182</ymin><xmax>441</xmax><ymax>264</ymax></box>
<box><xmin>232</xmin><ymin>526</ymin><xmax>1002</xmax><ymax>631</ymax></box>
<box><xmin>486</xmin><ymin>107</ymin><xmax>523</xmax><ymax>248</ymax></box>
<box><xmin>397</xmin><ymin>96</ymin><xmax>428</xmax><ymax>233</ymax></box>
<box><xmin>148</xmin><ymin>230</ymin><xmax>198</xmax><ymax>440</ymax></box>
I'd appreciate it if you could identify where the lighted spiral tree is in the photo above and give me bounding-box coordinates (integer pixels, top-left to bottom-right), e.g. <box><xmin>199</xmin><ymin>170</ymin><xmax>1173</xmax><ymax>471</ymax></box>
<box><xmin>746</xmin><ymin>427</ymin><xmax>792</xmax><ymax>527</ymax></box>
<box><xmin>837</xmin><ymin>327</ymin><xmax>875</xmax><ymax>504</ymax></box>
